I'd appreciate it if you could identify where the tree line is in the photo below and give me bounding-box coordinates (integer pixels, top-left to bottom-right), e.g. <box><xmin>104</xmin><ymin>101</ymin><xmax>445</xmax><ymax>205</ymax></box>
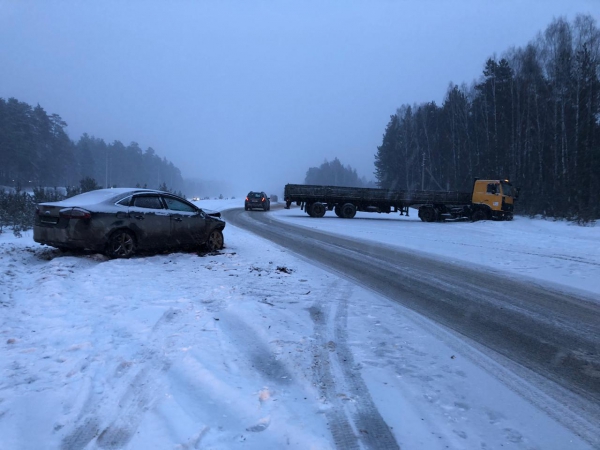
<box><xmin>0</xmin><ymin>98</ymin><xmax>185</xmax><ymax>193</ymax></box>
<box><xmin>305</xmin><ymin>158</ymin><xmax>375</xmax><ymax>187</ymax></box>
<box><xmin>374</xmin><ymin>15</ymin><xmax>599</xmax><ymax>221</ymax></box>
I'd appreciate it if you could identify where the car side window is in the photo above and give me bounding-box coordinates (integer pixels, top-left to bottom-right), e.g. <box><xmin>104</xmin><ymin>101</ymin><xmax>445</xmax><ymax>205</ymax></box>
<box><xmin>163</xmin><ymin>197</ymin><xmax>196</xmax><ymax>212</ymax></box>
<box><xmin>132</xmin><ymin>195</ymin><xmax>163</xmax><ymax>209</ymax></box>
<box><xmin>486</xmin><ymin>183</ymin><xmax>497</xmax><ymax>194</ymax></box>
<box><xmin>116</xmin><ymin>197</ymin><xmax>131</xmax><ymax>206</ymax></box>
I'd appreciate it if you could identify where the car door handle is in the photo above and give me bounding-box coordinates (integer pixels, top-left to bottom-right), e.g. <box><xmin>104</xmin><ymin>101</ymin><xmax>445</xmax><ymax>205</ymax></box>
<box><xmin>134</xmin><ymin>215</ymin><xmax>145</xmax><ymax>220</ymax></box>
<box><xmin>173</xmin><ymin>217</ymin><xmax>183</xmax><ymax>222</ymax></box>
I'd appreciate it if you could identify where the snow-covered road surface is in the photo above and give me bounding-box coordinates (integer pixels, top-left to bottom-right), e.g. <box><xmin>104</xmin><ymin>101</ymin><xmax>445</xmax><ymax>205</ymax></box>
<box><xmin>273</xmin><ymin>206</ymin><xmax>600</xmax><ymax>298</ymax></box>
<box><xmin>0</xmin><ymin>200</ymin><xmax>598</xmax><ymax>449</ymax></box>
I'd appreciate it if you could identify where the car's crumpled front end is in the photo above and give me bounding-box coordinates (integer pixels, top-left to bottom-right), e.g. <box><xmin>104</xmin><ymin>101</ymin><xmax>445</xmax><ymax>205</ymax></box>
<box><xmin>202</xmin><ymin>209</ymin><xmax>222</xmax><ymax>218</ymax></box>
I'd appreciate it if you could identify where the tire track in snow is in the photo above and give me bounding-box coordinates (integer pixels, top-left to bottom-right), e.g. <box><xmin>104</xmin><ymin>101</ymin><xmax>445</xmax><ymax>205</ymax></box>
<box><xmin>310</xmin><ymin>281</ymin><xmax>400</xmax><ymax>450</ymax></box>
<box><xmin>60</xmin><ymin>308</ymin><xmax>182</xmax><ymax>450</ymax></box>
<box><xmin>217</xmin><ymin>311</ymin><xmax>294</xmax><ymax>385</ymax></box>
<box><xmin>309</xmin><ymin>299</ymin><xmax>360</xmax><ymax>450</ymax></box>
<box><xmin>333</xmin><ymin>288</ymin><xmax>400</xmax><ymax>449</ymax></box>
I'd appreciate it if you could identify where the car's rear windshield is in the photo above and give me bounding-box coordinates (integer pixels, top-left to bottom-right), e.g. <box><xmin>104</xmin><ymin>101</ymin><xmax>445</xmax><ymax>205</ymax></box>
<box><xmin>249</xmin><ymin>192</ymin><xmax>262</xmax><ymax>198</ymax></box>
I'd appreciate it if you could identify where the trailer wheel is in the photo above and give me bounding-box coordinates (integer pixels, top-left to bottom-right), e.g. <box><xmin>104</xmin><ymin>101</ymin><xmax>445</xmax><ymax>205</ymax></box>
<box><xmin>305</xmin><ymin>203</ymin><xmax>314</xmax><ymax>217</ymax></box>
<box><xmin>472</xmin><ymin>209</ymin><xmax>488</xmax><ymax>222</ymax></box>
<box><xmin>341</xmin><ymin>203</ymin><xmax>356</xmax><ymax>219</ymax></box>
<box><xmin>418</xmin><ymin>206</ymin><xmax>437</xmax><ymax>222</ymax></box>
<box><xmin>334</xmin><ymin>205</ymin><xmax>343</xmax><ymax>217</ymax></box>
<box><xmin>310</xmin><ymin>202</ymin><xmax>326</xmax><ymax>218</ymax></box>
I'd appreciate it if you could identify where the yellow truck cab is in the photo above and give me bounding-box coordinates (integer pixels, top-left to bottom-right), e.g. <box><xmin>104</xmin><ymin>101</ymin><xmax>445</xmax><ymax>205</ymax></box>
<box><xmin>471</xmin><ymin>179</ymin><xmax>517</xmax><ymax>221</ymax></box>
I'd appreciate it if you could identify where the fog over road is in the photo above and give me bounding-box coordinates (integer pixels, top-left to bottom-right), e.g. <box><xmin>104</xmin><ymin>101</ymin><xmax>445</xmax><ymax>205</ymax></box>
<box><xmin>223</xmin><ymin>207</ymin><xmax>600</xmax><ymax>440</ymax></box>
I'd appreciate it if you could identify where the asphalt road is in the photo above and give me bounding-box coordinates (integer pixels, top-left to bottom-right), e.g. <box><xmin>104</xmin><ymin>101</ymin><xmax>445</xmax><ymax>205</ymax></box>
<box><xmin>223</xmin><ymin>207</ymin><xmax>600</xmax><ymax>441</ymax></box>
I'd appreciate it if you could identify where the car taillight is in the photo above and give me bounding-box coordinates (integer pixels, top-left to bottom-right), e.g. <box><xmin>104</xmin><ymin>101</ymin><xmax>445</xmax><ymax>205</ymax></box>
<box><xmin>59</xmin><ymin>207</ymin><xmax>91</xmax><ymax>219</ymax></box>
<box><xmin>245</xmin><ymin>197</ymin><xmax>249</xmax><ymax>201</ymax></box>
<box><xmin>261</xmin><ymin>198</ymin><xmax>265</xmax><ymax>202</ymax></box>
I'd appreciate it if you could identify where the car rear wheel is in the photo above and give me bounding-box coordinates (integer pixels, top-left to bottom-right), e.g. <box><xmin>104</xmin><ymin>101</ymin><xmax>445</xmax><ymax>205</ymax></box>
<box><xmin>206</xmin><ymin>229</ymin><xmax>224</xmax><ymax>252</ymax></box>
<box><xmin>107</xmin><ymin>229</ymin><xmax>136</xmax><ymax>258</ymax></box>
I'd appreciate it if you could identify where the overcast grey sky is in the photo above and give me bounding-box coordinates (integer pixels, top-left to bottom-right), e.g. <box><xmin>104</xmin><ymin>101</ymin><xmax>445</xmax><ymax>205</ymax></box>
<box><xmin>1</xmin><ymin>1</ymin><xmax>598</xmax><ymax>196</ymax></box>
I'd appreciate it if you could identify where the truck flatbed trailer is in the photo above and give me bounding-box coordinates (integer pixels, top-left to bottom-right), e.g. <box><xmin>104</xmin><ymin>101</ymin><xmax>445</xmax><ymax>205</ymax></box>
<box><xmin>283</xmin><ymin>180</ymin><xmax>517</xmax><ymax>222</ymax></box>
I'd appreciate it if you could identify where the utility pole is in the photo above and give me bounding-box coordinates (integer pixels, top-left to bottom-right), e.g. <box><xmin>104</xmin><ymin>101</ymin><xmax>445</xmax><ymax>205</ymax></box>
<box><xmin>105</xmin><ymin>148</ymin><xmax>108</xmax><ymax>188</ymax></box>
<box><xmin>421</xmin><ymin>153</ymin><xmax>426</xmax><ymax>190</ymax></box>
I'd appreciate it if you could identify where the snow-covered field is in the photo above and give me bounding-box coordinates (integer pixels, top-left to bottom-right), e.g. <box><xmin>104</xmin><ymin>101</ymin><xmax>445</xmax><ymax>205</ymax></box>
<box><xmin>0</xmin><ymin>200</ymin><xmax>598</xmax><ymax>449</ymax></box>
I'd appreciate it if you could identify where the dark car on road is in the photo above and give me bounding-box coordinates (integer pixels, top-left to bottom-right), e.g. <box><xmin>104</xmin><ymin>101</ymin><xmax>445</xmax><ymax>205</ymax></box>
<box><xmin>33</xmin><ymin>188</ymin><xmax>226</xmax><ymax>257</ymax></box>
<box><xmin>245</xmin><ymin>191</ymin><xmax>270</xmax><ymax>211</ymax></box>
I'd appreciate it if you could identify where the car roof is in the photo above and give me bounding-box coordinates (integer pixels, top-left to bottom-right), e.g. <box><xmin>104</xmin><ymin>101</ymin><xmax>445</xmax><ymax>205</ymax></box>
<box><xmin>38</xmin><ymin>188</ymin><xmax>169</xmax><ymax>207</ymax></box>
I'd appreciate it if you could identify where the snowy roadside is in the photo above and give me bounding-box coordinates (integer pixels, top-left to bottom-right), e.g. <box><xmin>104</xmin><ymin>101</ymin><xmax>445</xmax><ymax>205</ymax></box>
<box><xmin>272</xmin><ymin>207</ymin><xmax>600</xmax><ymax>299</ymax></box>
<box><xmin>0</xmin><ymin>201</ymin><xmax>596</xmax><ymax>449</ymax></box>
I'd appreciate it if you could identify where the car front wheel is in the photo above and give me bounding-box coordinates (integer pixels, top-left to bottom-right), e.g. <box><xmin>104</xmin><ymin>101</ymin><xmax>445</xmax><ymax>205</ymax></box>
<box><xmin>206</xmin><ymin>229</ymin><xmax>224</xmax><ymax>252</ymax></box>
<box><xmin>107</xmin><ymin>229</ymin><xmax>136</xmax><ymax>258</ymax></box>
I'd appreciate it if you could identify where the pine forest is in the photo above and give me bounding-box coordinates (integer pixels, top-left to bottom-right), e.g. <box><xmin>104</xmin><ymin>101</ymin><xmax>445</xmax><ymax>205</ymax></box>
<box><xmin>375</xmin><ymin>15</ymin><xmax>599</xmax><ymax>221</ymax></box>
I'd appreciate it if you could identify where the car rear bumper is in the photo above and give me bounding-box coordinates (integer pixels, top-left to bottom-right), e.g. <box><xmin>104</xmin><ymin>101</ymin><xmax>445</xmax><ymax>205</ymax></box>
<box><xmin>33</xmin><ymin>225</ymin><xmax>104</xmax><ymax>251</ymax></box>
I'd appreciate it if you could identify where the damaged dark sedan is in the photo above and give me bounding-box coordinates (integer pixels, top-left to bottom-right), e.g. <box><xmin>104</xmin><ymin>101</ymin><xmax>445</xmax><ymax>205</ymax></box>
<box><xmin>33</xmin><ymin>188</ymin><xmax>226</xmax><ymax>257</ymax></box>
